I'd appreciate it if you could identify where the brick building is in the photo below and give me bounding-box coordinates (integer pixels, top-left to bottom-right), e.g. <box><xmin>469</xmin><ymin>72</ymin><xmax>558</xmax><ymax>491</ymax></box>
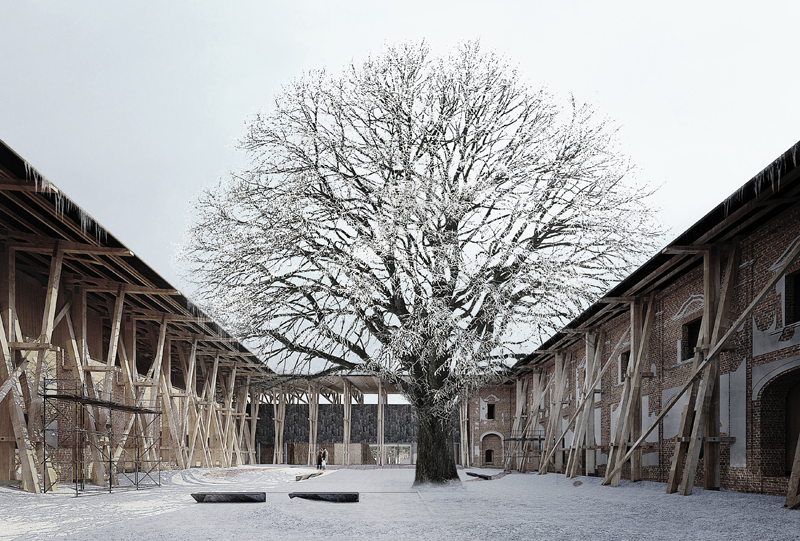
<box><xmin>467</xmin><ymin>141</ymin><xmax>800</xmax><ymax>507</ymax></box>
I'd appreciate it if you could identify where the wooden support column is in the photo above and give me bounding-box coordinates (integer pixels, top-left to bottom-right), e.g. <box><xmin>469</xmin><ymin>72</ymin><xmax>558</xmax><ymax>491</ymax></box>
<box><xmin>539</xmin><ymin>352</ymin><xmax>568</xmax><ymax>475</ymax></box>
<box><xmin>704</xmin><ymin>245</ymin><xmax>738</xmax><ymax>491</ymax></box>
<box><xmin>566</xmin><ymin>330</ymin><xmax>603</xmax><ymax>478</ymax></box>
<box><xmin>147</xmin><ymin>316</ymin><xmax>168</xmax><ymax>460</ymax></box>
<box><xmin>666</xmin><ymin>245</ymin><xmax>738</xmax><ymax>495</ymax></box>
<box><xmin>377</xmin><ymin>379</ymin><xmax>386</xmax><ymax>466</ymax></box>
<box><xmin>342</xmin><ymin>377</ymin><xmax>351</xmax><ymax>466</ymax></box>
<box><xmin>666</xmin><ymin>333</ymin><xmax>705</xmax><ymax>493</ymax></box>
<box><xmin>542</xmin><ymin>329</ymin><xmax>629</xmax><ymax>471</ymax></box>
<box><xmin>234</xmin><ymin>376</ymin><xmax>249</xmax><ymax>466</ymax></box>
<box><xmin>584</xmin><ymin>331</ymin><xmax>602</xmax><ymax>475</ymax></box>
<box><xmin>630</xmin><ymin>298</ymin><xmax>644</xmax><ymax>482</ymax></box>
<box><xmin>158</xmin><ymin>342</ymin><xmax>186</xmax><ymax>469</ymax></box>
<box><xmin>101</xmin><ymin>286</ymin><xmax>125</xmax><ymax>401</ymax></box>
<box><xmin>0</xmin><ymin>244</ymin><xmax>14</xmax><ymax>482</ymax></box>
<box><xmin>0</xmin><ymin>313</ymin><xmax>39</xmax><ymax>492</ymax></box>
<box><xmin>519</xmin><ymin>371</ymin><xmax>546</xmax><ymax>472</ymax></box>
<box><xmin>680</xmin><ymin>247</ymin><xmax>722</xmax><ymax>495</ymax></box>
<box><xmin>220</xmin><ymin>367</ymin><xmax>237</xmax><ymax>467</ymax></box>
<box><xmin>201</xmin><ymin>355</ymin><xmax>220</xmax><ymax>467</ymax></box>
<box><xmin>459</xmin><ymin>388</ymin><xmax>470</xmax><ymax>468</ymax></box>
<box><xmin>273</xmin><ymin>386</ymin><xmax>286</xmax><ymax>464</ymax></box>
<box><xmin>307</xmin><ymin>382</ymin><xmax>319</xmax><ymax>466</ymax></box>
<box><xmin>604</xmin><ymin>292</ymin><xmax>656</xmax><ymax>487</ymax></box>
<box><xmin>505</xmin><ymin>378</ymin><xmax>528</xmax><ymax>471</ymax></box>
<box><xmin>247</xmin><ymin>385</ymin><xmax>260</xmax><ymax>465</ymax></box>
<box><xmin>26</xmin><ymin>244</ymin><xmax>62</xmax><ymax>491</ymax></box>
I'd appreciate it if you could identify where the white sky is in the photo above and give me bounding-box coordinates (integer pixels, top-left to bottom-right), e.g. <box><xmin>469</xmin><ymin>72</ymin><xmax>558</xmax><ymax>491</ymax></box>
<box><xmin>2</xmin><ymin>1</ymin><xmax>798</xmax><ymax>295</ymax></box>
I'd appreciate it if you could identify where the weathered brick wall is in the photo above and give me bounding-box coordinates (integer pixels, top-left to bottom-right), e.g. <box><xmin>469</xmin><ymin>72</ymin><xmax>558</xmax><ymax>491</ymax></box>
<box><xmin>471</xmin><ymin>203</ymin><xmax>800</xmax><ymax>496</ymax></box>
<box><xmin>469</xmin><ymin>383</ymin><xmax>515</xmax><ymax>465</ymax></box>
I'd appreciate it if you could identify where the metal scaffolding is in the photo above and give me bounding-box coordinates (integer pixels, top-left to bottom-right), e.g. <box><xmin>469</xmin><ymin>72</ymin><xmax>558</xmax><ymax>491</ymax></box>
<box><xmin>41</xmin><ymin>378</ymin><xmax>162</xmax><ymax>496</ymax></box>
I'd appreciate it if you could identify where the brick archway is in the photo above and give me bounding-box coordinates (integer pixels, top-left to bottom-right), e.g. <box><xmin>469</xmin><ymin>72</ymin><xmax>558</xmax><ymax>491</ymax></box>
<box><xmin>758</xmin><ymin>366</ymin><xmax>800</xmax><ymax>477</ymax></box>
<box><xmin>480</xmin><ymin>432</ymin><xmax>503</xmax><ymax>467</ymax></box>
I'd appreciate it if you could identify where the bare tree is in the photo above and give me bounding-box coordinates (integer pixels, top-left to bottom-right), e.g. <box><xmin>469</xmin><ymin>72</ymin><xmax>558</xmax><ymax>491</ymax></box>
<box><xmin>181</xmin><ymin>41</ymin><xmax>661</xmax><ymax>484</ymax></box>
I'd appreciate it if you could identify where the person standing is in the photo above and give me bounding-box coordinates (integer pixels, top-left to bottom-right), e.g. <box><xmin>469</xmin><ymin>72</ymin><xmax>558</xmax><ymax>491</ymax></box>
<box><xmin>322</xmin><ymin>447</ymin><xmax>328</xmax><ymax>470</ymax></box>
<box><xmin>316</xmin><ymin>449</ymin><xmax>323</xmax><ymax>470</ymax></box>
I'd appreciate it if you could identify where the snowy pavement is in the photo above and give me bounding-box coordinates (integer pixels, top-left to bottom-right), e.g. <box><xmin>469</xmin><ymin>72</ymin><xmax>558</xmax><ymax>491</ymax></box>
<box><xmin>1</xmin><ymin>466</ymin><xmax>798</xmax><ymax>540</ymax></box>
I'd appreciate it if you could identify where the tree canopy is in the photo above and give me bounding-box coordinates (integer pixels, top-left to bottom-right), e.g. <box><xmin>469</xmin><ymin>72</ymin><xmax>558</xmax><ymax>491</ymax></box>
<box><xmin>181</xmin><ymin>41</ymin><xmax>661</xmax><ymax>482</ymax></box>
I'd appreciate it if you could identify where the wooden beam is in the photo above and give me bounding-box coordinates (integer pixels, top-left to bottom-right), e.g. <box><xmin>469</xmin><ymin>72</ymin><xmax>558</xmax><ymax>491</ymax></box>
<box><xmin>662</xmin><ymin>245</ymin><xmax>715</xmax><ymax>254</ymax></box>
<box><xmin>167</xmin><ymin>332</ymin><xmax>238</xmax><ymax>343</ymax></box>
<box><xmin>132</xmin><ymin>309</ymin><xmax>213</xmax><ymax>323</ymax></box>
<box><xmin>598</xmin><ymin>297</ymin><xmax>637</xmax><ymax>303</ymax></box>
<box><xmin>9</xmin><ymin>241</ymin><xmax>133</xmax><ymax>257</ymax></box>
<box><xmin>84</xmin><ymin>285</ymin><xmax>179</xmax><ymax>295</ymax></box>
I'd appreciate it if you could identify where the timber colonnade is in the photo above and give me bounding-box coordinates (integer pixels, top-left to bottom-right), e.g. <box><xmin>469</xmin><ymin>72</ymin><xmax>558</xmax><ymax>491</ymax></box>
<box><xmin>263</xmin><ymin>374</ymin><xmax>408</xmax><ymax>467</ymax></box>
<box><xmin>471</xmin><ymin>140</ymin><xmax>800</xmax><ymax>508</ymax></box>
<box><xmin>0</xmin><ymin>139</ymin><xmax>275</xmax><ymax>493</ymax></box>
<box><xmin>0</xmin><ymin>138</ymin><xmax>411</xmax><ymax>494</ymax></box>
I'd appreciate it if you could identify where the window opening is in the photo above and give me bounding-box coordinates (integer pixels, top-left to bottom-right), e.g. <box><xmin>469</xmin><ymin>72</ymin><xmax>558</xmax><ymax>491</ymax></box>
<box><xmin>682</xmin><ymin>318</ymin><xmax>702</xmax><ymax>361</ymax></box>
<box><xmin>487</xmin><ymin>403</ymin><xmax>495</xmax><ymax>420</ymax></box>
<box><xmin>787</xmin><ymin>271</ymin><xmax>800</xmax><ymax>325</ymax></box>
<box><xmin>619</xmin><ymin>351</ymin><xmax>630</xmax><ymax>383</ymax></box>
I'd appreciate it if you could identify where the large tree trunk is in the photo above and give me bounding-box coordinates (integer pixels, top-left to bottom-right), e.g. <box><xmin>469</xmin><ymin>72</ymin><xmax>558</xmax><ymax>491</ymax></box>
<box><xmin>414</xmin><ymin>411</ymin><xmax>459</xmax><ymax>485</ymax></box>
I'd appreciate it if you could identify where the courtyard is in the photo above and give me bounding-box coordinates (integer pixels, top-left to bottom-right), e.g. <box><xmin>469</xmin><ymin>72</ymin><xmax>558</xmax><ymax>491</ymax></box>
<box><xmin>1</xmin><ymin>466</ymin><xmax>798</xmax><ymax>540</ymax></box>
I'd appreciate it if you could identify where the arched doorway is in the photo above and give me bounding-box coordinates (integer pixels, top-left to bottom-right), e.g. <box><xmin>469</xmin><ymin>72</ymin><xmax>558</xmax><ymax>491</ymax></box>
<box><xmin>758</xmin><ymin>367</ymin><xmax>800</xmax><ymax>477</ymax></box>
<box><xmin>480</xmin><ymin>433</ymin><xmax>502</xmax><ymax>467</ymax></box>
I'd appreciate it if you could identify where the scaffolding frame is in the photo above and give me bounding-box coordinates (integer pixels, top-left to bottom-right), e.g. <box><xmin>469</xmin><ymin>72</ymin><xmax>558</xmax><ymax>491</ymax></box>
<box><xmin>41</xmin><ymin>378</ymin><xmax>162</xmax><ymax>496</ymax></box>
<box><xmin>504</xmin><ymin>428</ymin><xmax>545</xmax><ymax>472</ymax></box>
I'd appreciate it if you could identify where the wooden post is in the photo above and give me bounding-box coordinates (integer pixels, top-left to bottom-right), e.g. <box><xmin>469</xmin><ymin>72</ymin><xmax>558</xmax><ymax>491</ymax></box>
<box><xmin>520</xmin><ymin>371</ymin><xmax>547</xmax><ymax>472</ymax></box>
<box><xmin>342</xmin><ymin>378</ymin><xmax>351</xmax><ymax>466</ymax></box>
<box><xmin>0</xmin><ymin>244</ymin><xmax>14</xmax><ymax>482</ymax></box>
<box><xmin>377</xmin><ymin>379</ymin><xmax>386</xmax><ymax>466</ymax></box>
<box><xmin>159</xmin><ymin>350</ymin><xmax>186</xmax><ymax>469</ymax></box>
<box><xmin>101</xmin><ymin>286</ymin><xmax>125</xmax><ymax>401</ymax></box>
<box><xmin>0</xmin><ymin>313</ymin><xmax>39</xmax><ymax>492</ymax></box>
<box><xmin>234</xmin><ymin>376</ymin><xmax>249</xmax><ymax>466</ymax></box>
<box><xmin>27</xmin><ymin>244</ymin><xmax>62</xmax><ymax>491</ymax></box>
<box><xmin>247</xmin><ymin>386</ymin><xmax>260</xmax><ymax>465</ymax></box>
<box><xmin>273</xmin><ymin>386</ymin><xmax>286</xmax><ymax>464</ymax></box>
<box><xmin>307</xmin><ymin>382</ymin><xmax>319</xmax><ymax>466</ymax></box>
<box><xmin>605</xmin><ymin>292</ymin><xmax>655</xmax><ymax>487</ymax></box>
<box><xmin>459</xmin><ymin>388</ymin><xmax>470</xmax><ymax>468</ymax></box>
<box><xmin>679</xmin><ymin>248</ymin><xmax>721</xmax><ymax>495</ymax></box>
<box><xmin>542</xmin><ymin>328</ymin><xmax>629</xmax><ymax>471</ymax></box>
<box><xmin>666</xmin><ymin>245</ymin><xmax>737</xmax><ymax>495</ymax></box>
<box><xmin>506</xmin><ymin>378</ymin><xmax>528</xmax><ymax>471</ymax></box>
<box><xmin>567</xmin><ymin>330</ymin><xmax>603</xmax><ymax>478</ymax></box>
<box><xmin>630</xmin><ymin>299</ymin><xmax>643</xmax><ymax>482</ymax></box>
<box><xmin>540</xmin><ymin>352</ymin><xmax>568</xmax><ymax>474</ymax></box>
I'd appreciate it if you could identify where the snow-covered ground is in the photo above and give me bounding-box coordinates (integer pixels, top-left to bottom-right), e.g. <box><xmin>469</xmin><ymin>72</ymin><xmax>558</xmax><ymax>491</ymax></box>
<box><xmin>1</xmin><ymin>466</ymin><xmax>798</xmax><ymax>540</ymax></box>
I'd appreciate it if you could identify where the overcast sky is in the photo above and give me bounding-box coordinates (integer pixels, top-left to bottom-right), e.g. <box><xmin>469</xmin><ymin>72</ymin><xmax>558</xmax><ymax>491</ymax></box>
<box><xmin>2</xmin><ymin>0</ymin><xmax>799</xmax><ymax>294</ymax></box>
